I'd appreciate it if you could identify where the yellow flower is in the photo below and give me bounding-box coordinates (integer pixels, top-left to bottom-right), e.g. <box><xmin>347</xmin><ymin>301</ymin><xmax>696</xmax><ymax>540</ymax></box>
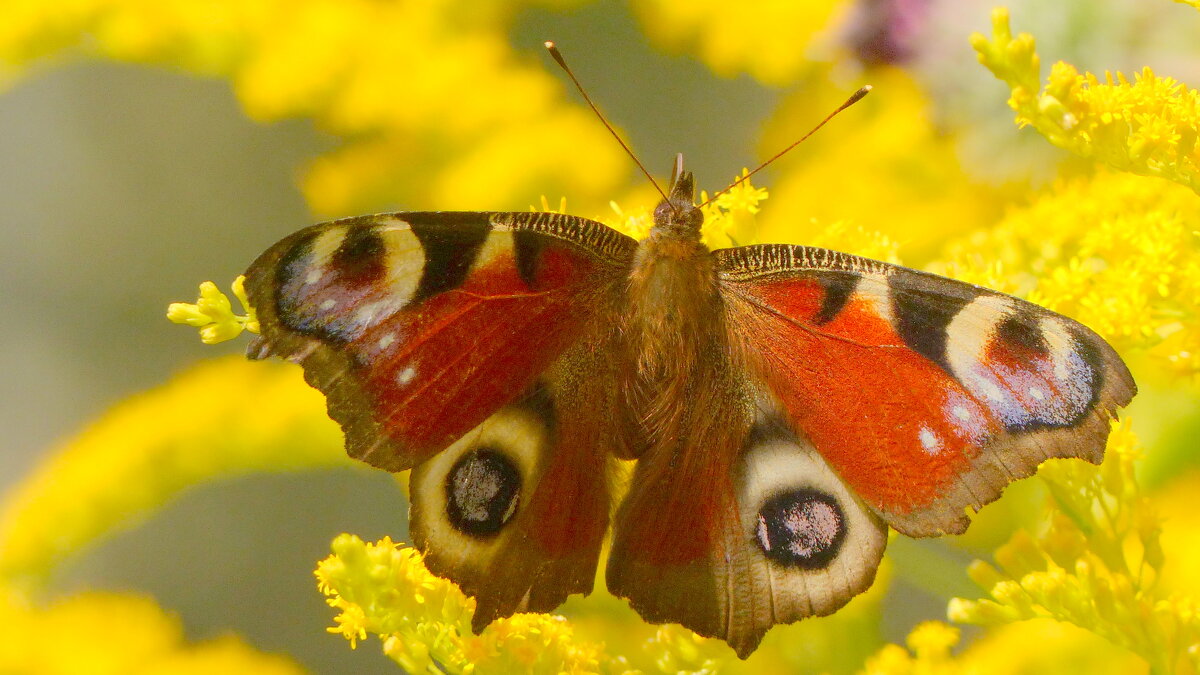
<box><xmin>701</xmin><ymin>169</ymin><xmax>769</xmax><ymax>248</ymax></box>
<box><xmin>949</xmin><ymin>420</ymin><xmax>1200</xmax><ymax>674</ymax></box>
<box><xmin>0</xmin><ymin>591</ymin><xmax>303</xmax><ymax>674</ymax></box>
<box><xmin>905</xmin><ymin>621</ymin><xmax>959</xmax><ymax>661</ymax></box>
<box><xmin>315</xmin><ymin>534</ymin><xmax>605</xmax><ymax>674</ymax></box>
<box><xmin>639</xmin><ymin>624</ymin><xmax>730</xmax><ymax>674</ymax></box>
<box><xmin>860</xmin><ymin>619</ymin><xmax>1147</xmax><ymax>675</ymax></box>
<box><xmin>0</xmin><ymin>356</ymin><xmax>347</xmax><ymax>585</ymax></box>
<box><xmin>860</xmin><ymin>621</ymin><xmax>959</xmax><ymax>675</ymax></box>
<box><xmin>1152</xmin><ymin>470</ymin><xmax>1200</xmax><ymax>602</ymax></box>
<box><xmin>710</xmin><ymin>170</ymin><xmax>768</xmax><ymax>215</ymax></box>
<box><xmin>167</xmin><ymin>276</ymin><xmax>258</xmax><ymax>344</ymax></box>
<box><xmin>595</xmin><ymin>173</ymin><xmax>770</xmax><ymax>251</ymax></box>
<box><xmin>972</xmin><ymin>7</ymin><xmax>1200</xmax><ymax>195</ymax></box>
<box><xmin>317</xmin><ymin>531</ymin><xmax>881</xmax><ymax>673</ymax></box>
<box><xmin>805</xmin><ymin>220</ymin><xmax>901</xmax><ymax>265</ymax></box>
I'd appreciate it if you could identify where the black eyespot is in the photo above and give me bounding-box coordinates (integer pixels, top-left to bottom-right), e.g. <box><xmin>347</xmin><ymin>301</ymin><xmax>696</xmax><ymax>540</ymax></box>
<box><xmin>332</xmin><ymin>224</ymin><xmax>386</xmax><ymax>284</ymax></box>
<box><xmin>444</xmin><ymin>448</ymin><xmax>521</xmax><ymax>537</ymax></box>
<box><xmin>755</xmin><ymin>489</ymin><xmax>846</xmax><ymax>569</ymax></box>
<box><xmin>995</xmin><ymin>314</ymin><xmax>1049</xmax><ymax>356</ymax></box>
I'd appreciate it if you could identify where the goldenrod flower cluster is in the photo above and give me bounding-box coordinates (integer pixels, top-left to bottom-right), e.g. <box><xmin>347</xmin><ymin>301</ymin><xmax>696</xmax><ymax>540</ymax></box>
<box><xmin>948</xmin><ymin>421</ymin><xmax>1200</xmax><ymax>674</ymax></box>
<box><xmin>315</xmin><ymin>534</ymin><xmax>605</xmax><ymax>674</ymax></box>
<box><xmin>0</xmin><ymin>354</ymin><xmax>348</xmax><ymax>669</ymax></box>
<box><xmin>860</xmin><ymin>621</ymin><xmax>961</xmax><ymax>675</ymax></box>
<box><xmin>313</xmin><ymin>528</ymin><xmax>895</xmax><ymax>674</ymax></box>
<box><xmin>972</xmin><ymin>8</ymin><xmax>1200</xmax><ymax>195</ymax></box>
<box><xmin>600</xmin><ymin>169</ymin><xmax>770</xmax><ymax>248</ymax></box>
<box><xmin>631</xmin><ymin>0</ymin><xmax>853</xmax><ymax>85</ymax></box>
<box><xmin>701</xmin><ymin>170</ymin><xmax>770</xmax><ymax>248</ymax></box>
<box><xmin>167</xmin><ymin>275</ymin><xmax>259</xmax><ymax>344</ymax></box>
<box><xmin>598</xmin><ymin>170</ymin><xmax>900</xmax><ymax>265</ymax></box>
<box><xmin>860</xmin><ymin>619</ymin><xmax>1146</xmax><ymax>675</ymax></box>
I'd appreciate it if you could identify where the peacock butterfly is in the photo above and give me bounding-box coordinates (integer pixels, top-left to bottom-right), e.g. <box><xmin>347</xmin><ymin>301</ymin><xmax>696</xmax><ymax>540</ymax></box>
<box><xmin>241</xmin><ymin>84</ymin><xmax>1135</xmax><ymax>657</ymax></box>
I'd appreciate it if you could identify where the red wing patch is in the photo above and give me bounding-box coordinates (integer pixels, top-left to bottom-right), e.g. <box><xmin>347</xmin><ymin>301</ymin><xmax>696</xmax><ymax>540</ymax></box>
<box><xmin>244</xmin><ymin>212</ymin><xmax>635</xmax><ymax>471</ymax></box>
<box><xmin>727</xmin><ymin>274</ymin><xmax>999</xmax><ymax>515</ymax></box>
<box><xmin>354</xmin><ymin>244</ymin><xmax>592</xmax><ymax>456</ymax></box>
<box><xmin>717</xmin><ymin>244</ymin><xmax>1133</xmax><ymax>535</ymax></box>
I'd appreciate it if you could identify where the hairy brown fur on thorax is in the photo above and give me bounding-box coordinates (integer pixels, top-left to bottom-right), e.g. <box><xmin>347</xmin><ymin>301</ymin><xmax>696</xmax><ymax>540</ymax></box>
<box><xmin>620</xmin><ymin>172</ymin><xmax>747</xmax><ymax>449</ymax></box>
<box><xmin>608</xmin><ymin>172</ymin><xmax>756</xmax><ymax>627</ymax></box>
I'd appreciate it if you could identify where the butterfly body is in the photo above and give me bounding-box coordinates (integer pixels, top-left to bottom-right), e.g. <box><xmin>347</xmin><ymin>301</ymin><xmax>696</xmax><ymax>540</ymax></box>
<box><xmin>622</xmin><ymin>174</ymin><xmax>736</xmax><ymax>458</ymax></box>
<box><xmin>244</xmin><ymin>162</ymin><xmax>1134</xmax><ymax>657</ymax></box>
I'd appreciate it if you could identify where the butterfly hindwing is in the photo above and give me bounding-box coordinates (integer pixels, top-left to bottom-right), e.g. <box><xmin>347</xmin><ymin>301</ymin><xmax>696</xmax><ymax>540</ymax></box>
<box><xmin>243</xmin><ymin>211</ymin><xmax>637</xmax><ymax>471</ymax></box>
<box><xmin>606</xmin><ymin>341</ymin><xmax>749</xmax><ymax>649</ymax></box>
<box><xmin>731</xmin><ymin>415</ymin><xmax>888</xmax><ymax>650</ymax></box>
<box><xmin>607</xmin><ymin>385</ymin><xmax>887</xmax><ymax>658</ymax></box>
<box><xmin>716</xmin><ymin>244</ymin><xmax>1136</xmax><ymax>536</ymax></box>
<box><xmin>409</xmin><ymin>333</ymin><xmax>628</xmax><ymax>629</ymax></box>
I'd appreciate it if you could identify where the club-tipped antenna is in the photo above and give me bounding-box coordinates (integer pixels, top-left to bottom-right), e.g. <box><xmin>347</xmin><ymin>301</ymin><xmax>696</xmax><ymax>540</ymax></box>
<box><xmin>701</xmin><ymin>85</ymin><xmax>872</xmax><ymax>208</ymax></box>
<box><xmin>544</xmin><ymin>41</ymin><xmax>671</xmax><ymax>207</ymax></box>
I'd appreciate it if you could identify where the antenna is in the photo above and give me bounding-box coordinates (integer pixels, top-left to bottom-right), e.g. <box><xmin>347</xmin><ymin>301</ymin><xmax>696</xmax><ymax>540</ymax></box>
<box><xmin>544</xmin><ymin>41</ymin><xmax>671</xmax><ymax>207</ymax></box>
<box><xmin>701</xmin><ymin>85</ymin><xmax>872</xmax><ymax>207</ymax></box>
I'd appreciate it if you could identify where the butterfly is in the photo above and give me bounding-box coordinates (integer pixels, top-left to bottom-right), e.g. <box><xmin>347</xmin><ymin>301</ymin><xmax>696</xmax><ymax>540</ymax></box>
<box><xmin>242</xmin><ymin>159</ymin><xmax>1135</xmax><ymax>658</ymax></box>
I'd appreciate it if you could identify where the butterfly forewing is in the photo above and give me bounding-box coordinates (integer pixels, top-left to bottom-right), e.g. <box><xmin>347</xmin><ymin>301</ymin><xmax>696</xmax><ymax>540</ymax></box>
<box><xmin>243</xmin><ymin>211</ymin><xmax>636</xmax><ymax>471</ymax></box>
<box><xmin>715</xmin><ymin>244</ymin><xmax>1136</xmax><ymax>536</ymax></box>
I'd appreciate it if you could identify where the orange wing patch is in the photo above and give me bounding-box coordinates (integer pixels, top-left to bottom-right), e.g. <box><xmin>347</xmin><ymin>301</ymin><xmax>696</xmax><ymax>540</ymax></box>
<box><xmin>717</xmin><ymin>245</ymin><xmax>1133</xmax><ymax>537</ymax></box>
<box><xmin>729</xmin><ymin>274</ymin><xmax>998</xmax><ymax>514</ymax></box>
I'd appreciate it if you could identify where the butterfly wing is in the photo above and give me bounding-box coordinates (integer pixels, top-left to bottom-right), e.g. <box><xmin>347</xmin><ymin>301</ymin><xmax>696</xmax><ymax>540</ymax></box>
<box><xmin>607</xmin><ymin>393</ymin><xmax>888</xmax><ymax>658</ymax></box>
<box><xmin>715</xmin><ymin>244</ymin><xmax>1136</xmax><ymax>536</ymax></box>
<box><xmin>409</xmin><ymin>334</ymin><xmax>629</xmax><ymax>629</ymax></box>
<box><xmin>244</xmin><ymin>211</ymin><xmax>636</xmax><ymax>471</ymax></box>
<box><xmin>244</xmin><ymin>211</ymin><xmax>637</xmax><ymax>624</ymax></box>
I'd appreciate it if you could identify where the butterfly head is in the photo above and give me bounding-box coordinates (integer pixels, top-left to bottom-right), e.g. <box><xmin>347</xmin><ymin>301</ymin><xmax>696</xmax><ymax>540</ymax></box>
<box><xmin>651</xmin><ymin>169</ymin><xmax>703</xmax><ymax>241</ymax></box>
